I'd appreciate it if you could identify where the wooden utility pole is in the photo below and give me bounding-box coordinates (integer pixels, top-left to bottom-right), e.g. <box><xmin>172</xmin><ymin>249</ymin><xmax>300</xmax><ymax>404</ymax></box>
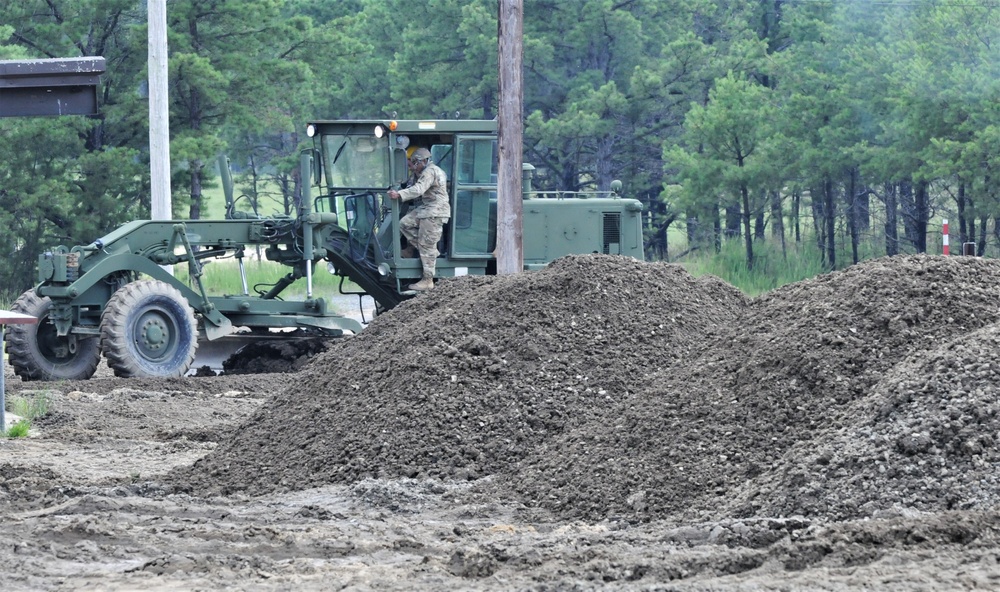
<box><xmin>496</xmin><ymin>0</ymin><xmax>524</xmax><ymax>274</ymax></box>
<box><xmin>149</xmin><ymin>0</ymin><xmax>171</xmax><ymax>221</ymax></box>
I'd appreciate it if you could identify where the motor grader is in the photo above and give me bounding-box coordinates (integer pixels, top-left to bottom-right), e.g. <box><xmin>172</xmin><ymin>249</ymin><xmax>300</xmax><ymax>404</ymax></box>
<box><xmin>6</xmin><ymin>118</ymin><xmax>645</xmax><ymax>380</ymax></box>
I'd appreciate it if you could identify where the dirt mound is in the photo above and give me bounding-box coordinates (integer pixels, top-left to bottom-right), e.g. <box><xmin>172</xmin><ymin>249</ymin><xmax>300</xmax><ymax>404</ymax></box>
<box><xmin>173</xmin><ymin>253</ymin><xmax>1000</xmax><ymax>524</ymax></box>
<box><xmin>221</xmin><ymin>336</ymin><xmax>330</xmax><ymax>375</ymax></box>
<box><xmin>720</xmin><ymin>254</ymin><xmax>1000</xmax><ymax>520</ymax></box>
<box><xmin>173</xmin><ymin>254</ymin><xmax>746</xmax><ymax>497</ymax></box>
<box><xmin>729</xmin><ymin>322</ymin><xmax>1000</xmax><ymax>520</ymax></box>
<box><xmin>498</xmin><ymin>254</ymin><xmax>1000</xmax><ymax>522</ymax></box>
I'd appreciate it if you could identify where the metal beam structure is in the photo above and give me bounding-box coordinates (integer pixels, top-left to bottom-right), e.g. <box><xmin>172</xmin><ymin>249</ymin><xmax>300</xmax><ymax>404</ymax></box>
<box><xmin>0</xmin><ymin>57</ymin><xmax>105</xmax><ymax>118</ymax></box>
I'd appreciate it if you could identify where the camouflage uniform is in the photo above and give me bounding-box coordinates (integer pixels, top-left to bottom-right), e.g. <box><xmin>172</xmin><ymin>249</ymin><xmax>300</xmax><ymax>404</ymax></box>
<box><xmin>397</xmin><ymin>162</ymin><xmax>449</xmax><ymax>280</ymax></box>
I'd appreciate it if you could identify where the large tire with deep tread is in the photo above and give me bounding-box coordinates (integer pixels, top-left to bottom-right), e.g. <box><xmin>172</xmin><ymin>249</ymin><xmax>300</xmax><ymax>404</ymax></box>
<box><xmin>100</xmin><ymin>280</ymin><xmax>198</xmax><ymax>378</ymax></box>
<box><xmin>5</xmin><ymin>290</ymin><xmax>101</xmax><ymax>381</ymax></box>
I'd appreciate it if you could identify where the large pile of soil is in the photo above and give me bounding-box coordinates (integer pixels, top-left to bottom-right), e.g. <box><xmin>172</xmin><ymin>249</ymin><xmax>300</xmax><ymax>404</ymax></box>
<box><xmin>173</xmin><ymin>253</ymin><xmax>1000</xmax><ymax>524</ymax></box>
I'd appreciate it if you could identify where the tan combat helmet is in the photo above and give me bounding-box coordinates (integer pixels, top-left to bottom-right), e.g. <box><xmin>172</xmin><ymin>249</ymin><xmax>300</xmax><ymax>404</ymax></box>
<box><xmin>409</xmin><ymin>147</ymin><xmax>432</xmax><ymax>163</ymax></box>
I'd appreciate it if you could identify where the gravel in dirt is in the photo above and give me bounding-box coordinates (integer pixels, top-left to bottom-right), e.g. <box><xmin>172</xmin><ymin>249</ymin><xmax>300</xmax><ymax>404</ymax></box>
<box><xmin>3</xmin><ymin>253</ymin><xmax>1000</xmax><ymax>590</ymax></box>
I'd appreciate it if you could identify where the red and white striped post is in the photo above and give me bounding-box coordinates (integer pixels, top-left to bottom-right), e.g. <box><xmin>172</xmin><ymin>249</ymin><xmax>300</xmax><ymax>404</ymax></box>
<box><xmin>942</xmin><ymin>219</ymin><xmax>949</xmax><ymax>256</ymax></box>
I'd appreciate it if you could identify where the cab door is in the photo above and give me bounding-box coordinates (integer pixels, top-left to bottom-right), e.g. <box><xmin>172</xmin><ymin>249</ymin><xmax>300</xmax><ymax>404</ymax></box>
<box><xmin>448</xmin><ymin>135</ymin><xmax>497</xmax><ymax>258</ymax></box>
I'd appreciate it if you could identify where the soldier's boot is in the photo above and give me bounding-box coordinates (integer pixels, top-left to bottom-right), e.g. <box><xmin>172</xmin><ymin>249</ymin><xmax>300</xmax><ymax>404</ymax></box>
<box><xmin>399</xmin><ymin>245</ymin><xmax>417</xmax><ymax>258</ymax></box>
<box><xmin>409</xmin><ymin>276</ymin><xmax>435</xmax><ymax>291</ymax></box>
<box><xmin>410</xmin><ymin>258</ymin><xmax>437</xmax><ymax>291</ymax></box>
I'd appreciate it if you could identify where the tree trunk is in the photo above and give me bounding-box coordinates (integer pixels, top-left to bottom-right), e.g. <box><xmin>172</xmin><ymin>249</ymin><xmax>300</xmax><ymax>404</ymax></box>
<box><xmin>824</xmin><ymin>178</ymin><xmax>836</xmax><ymax>269</ymax></box>
<box><xmin>741</xmin><ymin>184</ymin><xmax>754</xmax><ymax>270</ymax></box>
<box><xmin>185</xmin><ymin>75</ymin><xmax>203</xmax><ymax>220</ymax></box>
<box><xmin>686</xmin><ymin>212</ymin><xmax>699</xmax><ymax>247</ymax></box>
<box><xmin>657</xmin><ymin>209</ymin><xmax>676</xmax><ymax>261</ymax></box>
<box><xmin>957</xmin><ymin>181</ymin><xmax>968</xmax><ymax>244</ymax></box>
<box><xmin>481</xmin><ymin>88</ymin><xmax>495</xmax><ymax>119</ymax></box>
<box><xmin>292</xmin><ymin>164</ymin><xmax>302</xmax><ymax>214</ymax></box>
<box><xmin>958</xmin><ymin>184</ymin><xmax>977</xmax><ymax>255</ymax></box>
<box><xmin>915</xmin><ymin>180</ymin><xmax>929</xmax><ymax>253</ymax></box>
<box><xmin>884</xmin><ymin>182</ymin><xmax>898</xmax><ymax>256</ymax></box>
<box><xmin>847</xmin><ymin>169</ymin><xmax>859</xmax><ymax>264</ymax></box>
<box><xmin>899</xmin><ymin>180</ymin><xmax>918</xmax><ymax>250</ymax></box>
<box><xmin>858</xmin><ymin>185</ymin><xmax>871</xmax><ymax>232</ymax></box>
<box><xmin>725</xmin><ymin>203</ymin><xmax>741</xmax><ymax>240</ymax></box>
<box><xmin>712</xmin><ymin>205</ymin><xmax>722</xmax><ymax>253</ymax></box>
<box><xmin>770</xmin><ymin>190</ymin><xmax>784</xmax><ymax>239</ymax></box>
<box><xmin>648</xmin><ymin>199</ymin><xmax>670</xmax><ymax>261</ymax></box>
<box><xmin>810</xmin><ymin>185</ymin><xmax>825</xmax><ymax>263</ymax></box>
<box><xmin>595</xmin><ymin>136</ymin><xmax>615</xmax><ymax>191</ymax></box>
<box><xmin>978</xmin><ymin>216</ymin><xmax>987</xmax><ymax>255</ymax></box>
<box><xmin>770</xmin><ymin>190</ymin><xmax>785</xmax><ymax>257</ymax></box>
<box><xmin>792</xmin><ymin>190</ymin><xmax>800</xmax><ymax>243</ymax></box>
<box><xmin>248</xmin><ymin>152</ymin><xmax>261</xmax><ymax>214</ymax></box>
<box><xmin>754</xmin><ymin>189</ymin><xmax>765</xmax><ymax>239</ymax></box>
<box><xmin>274</xmin><ymin>172</ymin><xmax>292</xmax><ymax>216</ymax></box>
<box><xmin>188</xmin><ymin>159</ymin><xmax>204</xmax><ymax>220</ymax></box>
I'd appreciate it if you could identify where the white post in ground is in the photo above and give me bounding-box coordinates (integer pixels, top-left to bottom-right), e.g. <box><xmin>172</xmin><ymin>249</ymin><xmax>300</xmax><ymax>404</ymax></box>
<box><xmin>942</xmin><ymin>219</ymin><xmax>949</xmax><ymax>256</ymax></box>
<box><xmin>0</xmin><ymin>311</ymin><xmax>39</xmax><ymax>432</ymax></box>
<box><xmin>149</xmin><ymin>0</ymin><xmax>171</xmax><ymax>222</ymax></box>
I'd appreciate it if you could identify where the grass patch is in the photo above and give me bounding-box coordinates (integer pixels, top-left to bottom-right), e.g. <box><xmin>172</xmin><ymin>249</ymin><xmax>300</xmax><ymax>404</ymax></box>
<box><xmin>174</xmin><ymin>258</ymin><xmax>360</xmax><ymax>301</ymax></box>
<box><xmin>4</xmin><ymin>419</ymin><xmax>31</xmax><ymax>438</ymax></box>
<box><xmin>6</xmin><ymin>391</ymin><xmax>52</xmax><ymax>420</ymax></box>
<box><xmin>679</xmin><ymin>238</ymin><xmax>830</xmax><ymax>296</ymax></box>
<box><xmin>3</xmin><ymin>391</ymin><xmax>52</xmax><ymax>438</ymax></box>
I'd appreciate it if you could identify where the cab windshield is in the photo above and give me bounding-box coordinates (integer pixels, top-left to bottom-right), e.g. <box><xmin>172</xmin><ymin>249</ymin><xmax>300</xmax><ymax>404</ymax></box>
<box><xmin>321</xmin><ymin>134</ymin><xmax>390</xmax><ymax>189</ymax></box>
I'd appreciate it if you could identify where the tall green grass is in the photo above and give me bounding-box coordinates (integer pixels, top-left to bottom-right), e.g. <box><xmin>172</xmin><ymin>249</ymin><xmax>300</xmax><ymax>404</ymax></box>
<box><xmin>3</xmin><ymin>391</ymin><xmax>51</xmax><ymax>438</ymax></box>
<box><xmin>174</xmin><ymin>257</ymin><xmax>358</xmax><ymax>300</ymax></box>
<box><xmin>200</xmin><ymin>177</ymin><xmax>293</xmax><ymax>220</ymax></box>
<box><xmin>177</xmin><ymin>181</ymin><xmax>361</xmax><ymax>301</ymax></box>
<box><xmin>678</xmin><ymin>238</ymin><xmax>833</xmax><ymax>297</ymax></box>
<box><xmin>7</xmin><ymin>391</ymin><xmax>51</xmax><ymax>419</ymax></box>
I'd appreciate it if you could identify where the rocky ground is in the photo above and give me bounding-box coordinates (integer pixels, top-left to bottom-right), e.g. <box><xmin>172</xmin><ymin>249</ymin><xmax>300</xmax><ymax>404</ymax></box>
<box><xmin>2</xmin><ymin>254</ymin><xmax>1000</xmax><ymax>590</ymax></box>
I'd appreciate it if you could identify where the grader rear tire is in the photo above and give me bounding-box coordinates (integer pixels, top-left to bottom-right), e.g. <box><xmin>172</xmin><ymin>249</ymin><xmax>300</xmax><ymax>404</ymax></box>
<box><xmin>100</xmin><ymin>280</ymin><xmax>198</xmax><ymax>378</ymax></box>
<box><xmin>4</xmin><ymin>290</ymin><xmax>101</xmax><ymax>381</ymax></box>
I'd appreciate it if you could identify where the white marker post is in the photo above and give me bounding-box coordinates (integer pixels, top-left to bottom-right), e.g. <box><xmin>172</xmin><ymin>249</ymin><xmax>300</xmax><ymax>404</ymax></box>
<box><xmin>943</xmin><ymin>219</ymin><xmax>949</xmax><ymax>256</ymax></box>
<box><xmin>0</xmin><ymin>310</ymin><xmax>39</xmax><ymax>432</ymax></box>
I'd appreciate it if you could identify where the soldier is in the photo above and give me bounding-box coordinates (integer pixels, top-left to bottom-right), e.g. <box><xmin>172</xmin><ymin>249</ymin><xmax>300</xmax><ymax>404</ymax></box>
<box><xmin>387</xmin><ymin>147</ymin><xmax>449</xmax><ymax>291</ymax></box>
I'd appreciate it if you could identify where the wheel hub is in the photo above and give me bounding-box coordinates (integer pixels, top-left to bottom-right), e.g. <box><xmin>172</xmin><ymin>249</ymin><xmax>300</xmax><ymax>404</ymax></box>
<box><xmin>139</xmin><ymin>315</ymin><xmax>170</xmax><ymax>354</ymax></box>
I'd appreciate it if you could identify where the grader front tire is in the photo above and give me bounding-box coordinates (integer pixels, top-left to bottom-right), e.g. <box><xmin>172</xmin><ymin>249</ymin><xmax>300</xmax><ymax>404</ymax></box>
<box><xmin>4</xmin><ymin>290</ymin><xmax>101</xmax><ymax>381</ymax></box>
<box><xmin>100</xmin><ymin>280</ymin><xmax>198</xmax><ymax>378</ymax></box>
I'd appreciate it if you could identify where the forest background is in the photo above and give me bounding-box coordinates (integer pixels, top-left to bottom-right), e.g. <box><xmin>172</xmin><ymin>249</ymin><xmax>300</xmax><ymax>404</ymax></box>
<box><xmin>0</xmin><ymin>0</ymin><xmax>997</xmax><ymax>302</ymax></box>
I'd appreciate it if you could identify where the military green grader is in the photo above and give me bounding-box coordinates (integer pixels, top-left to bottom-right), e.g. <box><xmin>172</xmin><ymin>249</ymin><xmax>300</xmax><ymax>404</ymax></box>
<box><xmin>5</xmin><ymin>118</ymin><xmax>645</xmax><ymax>381</ymax></box>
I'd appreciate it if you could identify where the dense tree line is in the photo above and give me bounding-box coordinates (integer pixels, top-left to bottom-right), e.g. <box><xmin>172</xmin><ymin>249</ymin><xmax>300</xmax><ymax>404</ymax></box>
<box><xmin>0</xmin><ymin>0</ymin><xmax>997</xmax><ymax>300</ymax></box>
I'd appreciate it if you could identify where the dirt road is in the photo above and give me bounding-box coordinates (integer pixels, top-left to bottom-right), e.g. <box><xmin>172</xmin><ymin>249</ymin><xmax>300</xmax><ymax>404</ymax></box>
<box><xmin>2</xmin><ymin>255</ymin><xmax>1000</xmax><ymax>590</ymax></box>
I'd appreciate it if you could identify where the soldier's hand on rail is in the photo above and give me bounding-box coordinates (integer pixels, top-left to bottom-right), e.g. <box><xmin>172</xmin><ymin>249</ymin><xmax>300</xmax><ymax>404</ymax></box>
<box><xmin>387</xmin><ymin>189</ymin><xmax>400</xmax><ymax>200</ymax></box>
